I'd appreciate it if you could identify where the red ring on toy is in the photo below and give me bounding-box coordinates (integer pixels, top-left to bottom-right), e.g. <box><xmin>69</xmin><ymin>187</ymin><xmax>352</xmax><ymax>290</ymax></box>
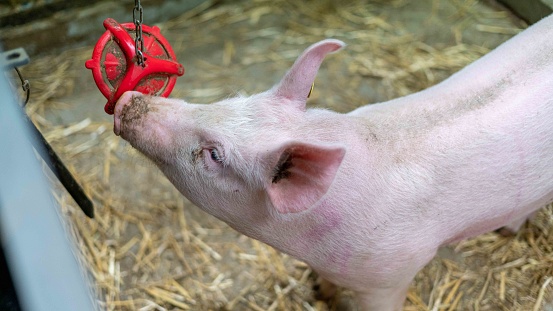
<box><xmin>85</xmin><ymin>18</ymin><xmax>184</xmax><ymax>114</ymax></box>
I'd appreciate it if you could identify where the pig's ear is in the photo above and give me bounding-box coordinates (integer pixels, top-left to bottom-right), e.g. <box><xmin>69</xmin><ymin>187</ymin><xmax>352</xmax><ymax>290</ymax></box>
<box><xmin>272</xmin><ymin>39</ymin><xmax>345</xmax><ymax>110</ymax></box>
<box><xmin>266</xmin><ymin>142</ymin><xmax>345</xmax><ymax>214</ymax></box>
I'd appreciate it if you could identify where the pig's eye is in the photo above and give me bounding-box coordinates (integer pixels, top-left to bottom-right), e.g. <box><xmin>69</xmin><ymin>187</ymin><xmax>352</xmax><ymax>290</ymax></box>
<box><xmin>201</xmin><ymin>146</ymin><xmax>225</xmax><ymax>168</ymax></box>
<box><xmin>209</xmin><ymin>149</ymin><xmax>223</xmax><ymax>163</ymax></box>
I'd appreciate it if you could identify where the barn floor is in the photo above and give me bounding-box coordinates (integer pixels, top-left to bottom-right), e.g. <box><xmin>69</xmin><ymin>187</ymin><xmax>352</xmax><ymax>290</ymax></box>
<box><xmin>6</xmin><ymin>0</ymin><xmax>553</xmax><ymax>310</ymax></box>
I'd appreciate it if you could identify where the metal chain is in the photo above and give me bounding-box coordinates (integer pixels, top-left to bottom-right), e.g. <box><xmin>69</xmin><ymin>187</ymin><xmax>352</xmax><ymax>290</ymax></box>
<box><xmin>133</xmin><ymin>0</ymin><xmax>145</xmax><ymax>66</ymax></box>
<box><xmin>14</xmin><ymin>67</ymin><xmax>30</xmax><ymax>106</ymax></box>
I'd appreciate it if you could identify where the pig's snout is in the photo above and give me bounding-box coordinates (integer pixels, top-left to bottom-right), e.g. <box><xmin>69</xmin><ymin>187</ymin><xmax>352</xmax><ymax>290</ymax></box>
<box><xmin>113</xmin><ymin>91</ymin><xmax>149</xmax><ymax>136</ymax></box>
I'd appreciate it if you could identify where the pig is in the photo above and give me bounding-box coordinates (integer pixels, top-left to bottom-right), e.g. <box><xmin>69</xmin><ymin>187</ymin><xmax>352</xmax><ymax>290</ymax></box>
<box><xmin>113</xmin><ymin>14</ymin><xmax>553</xmax><ymax>310</ymax></box>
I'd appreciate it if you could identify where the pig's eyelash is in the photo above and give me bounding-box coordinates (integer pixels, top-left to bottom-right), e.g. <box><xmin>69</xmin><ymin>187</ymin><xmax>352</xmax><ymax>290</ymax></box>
<box><xmin>209</xmin><ymin>148</ymin><xmax>223</xmax><ymax>163</ymax></box>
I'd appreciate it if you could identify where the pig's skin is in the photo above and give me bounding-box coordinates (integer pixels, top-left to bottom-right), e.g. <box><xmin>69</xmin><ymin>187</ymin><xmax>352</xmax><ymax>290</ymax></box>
<box><xmin>113</xmin><ymin>15</ymin><xmax>553</xmax><ymax>310</ymax></box>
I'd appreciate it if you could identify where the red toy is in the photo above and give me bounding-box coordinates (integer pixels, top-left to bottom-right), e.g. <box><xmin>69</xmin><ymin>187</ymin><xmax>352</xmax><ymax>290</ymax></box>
<box><xmin>86</xmin><ymin>18</ymin><xmax>184</xmax><ymax>114</ymax></box>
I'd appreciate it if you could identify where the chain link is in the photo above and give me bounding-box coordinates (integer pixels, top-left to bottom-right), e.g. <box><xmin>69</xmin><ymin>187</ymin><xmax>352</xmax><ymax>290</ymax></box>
<box><xmin>14</xmin><ymin>67</ymin><xmax>30</xmax><ymax>106</ymax></box>
<box><xmin>133</xmin><ymin>0</ymin><xmax>145</xmax><ymax>66</ymax></box>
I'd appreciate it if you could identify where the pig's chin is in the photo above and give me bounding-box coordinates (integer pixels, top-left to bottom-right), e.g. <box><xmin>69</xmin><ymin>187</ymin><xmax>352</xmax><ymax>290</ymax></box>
<box><xmin>129</xmin><ymin>140</ymin><xmax>171</xmax><ymax>165</ymax></box>
<box><xmin>117</xmin><ymin>122</ymin><xmax>175</xmax><ymax>165</ymax></box>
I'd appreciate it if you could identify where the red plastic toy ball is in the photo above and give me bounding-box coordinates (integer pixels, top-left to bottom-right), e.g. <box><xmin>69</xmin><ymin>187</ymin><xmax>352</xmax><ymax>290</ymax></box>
<box><xmin>86</xmin><ymin>18</ymin><xmax>184</xmax><ymax>115</ymax></box>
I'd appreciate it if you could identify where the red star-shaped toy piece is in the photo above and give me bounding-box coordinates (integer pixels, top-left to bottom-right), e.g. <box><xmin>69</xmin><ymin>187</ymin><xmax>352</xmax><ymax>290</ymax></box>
<box><xmin>86</xmin><ymin>18</ymin><xmax>184</xmax><ymax>114</ymax></box>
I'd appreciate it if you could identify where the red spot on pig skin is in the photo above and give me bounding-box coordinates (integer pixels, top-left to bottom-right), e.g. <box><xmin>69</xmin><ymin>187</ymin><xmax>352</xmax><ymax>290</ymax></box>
<box><xmin>304</xmin><ymin>207</ymin><xmax>342</xmax><ymax>243</ymax></box>
<box><xmin>292</xmin><ymin>202</ymin><xmax>353</xmax><ymax>274</ymax></box>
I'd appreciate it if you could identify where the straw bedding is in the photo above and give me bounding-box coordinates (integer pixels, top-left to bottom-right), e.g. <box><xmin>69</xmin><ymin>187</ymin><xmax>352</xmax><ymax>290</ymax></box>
<box><xmin>10</xmin><ymin>0</ymin><xmax>552</xmax><ymax>310</ymax></box>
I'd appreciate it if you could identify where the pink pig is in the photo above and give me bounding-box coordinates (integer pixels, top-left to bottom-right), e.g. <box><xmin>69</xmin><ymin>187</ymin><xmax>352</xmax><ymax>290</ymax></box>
<box><xmin>113</xmin><ymin>14</ymin><xmax>553</xmax><ymax>310</ymax></box>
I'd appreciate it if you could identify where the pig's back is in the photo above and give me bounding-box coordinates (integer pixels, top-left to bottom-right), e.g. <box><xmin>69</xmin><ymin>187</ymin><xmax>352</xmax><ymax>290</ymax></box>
<box><xmin>348</xmin><ymin>14</ymin><xmax>553</xmax><ymax>244</ymax></box>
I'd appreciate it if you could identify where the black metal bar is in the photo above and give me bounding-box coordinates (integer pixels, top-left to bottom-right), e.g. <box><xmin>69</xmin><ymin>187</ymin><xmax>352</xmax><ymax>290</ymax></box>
<box><xmin>23</xmin><ymin>115</ymin><xmax>95</xmax><ymax>218</ymax></box>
